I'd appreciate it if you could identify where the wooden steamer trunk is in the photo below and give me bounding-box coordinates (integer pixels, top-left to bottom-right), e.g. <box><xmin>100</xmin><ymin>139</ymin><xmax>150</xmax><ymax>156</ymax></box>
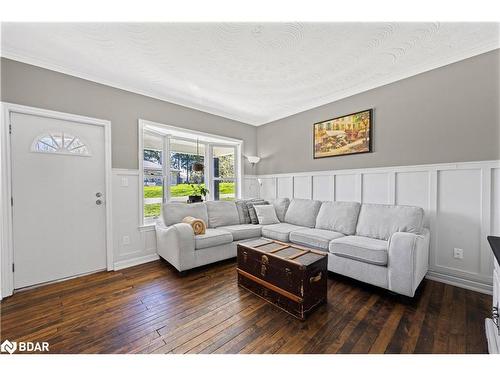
<box><xmin>237</xmin><ymin>238</ymin><xmax>327</xmax><ymax>320</ymax></box>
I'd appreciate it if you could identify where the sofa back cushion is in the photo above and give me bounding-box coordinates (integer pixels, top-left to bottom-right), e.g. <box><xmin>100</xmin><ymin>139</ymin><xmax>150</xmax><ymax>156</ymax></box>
<box><xmin>270</xmin><ymin>198</ymin><xmax>290</xmax><ymax>222</ymax></box>
<box><xmin>315</xmin><ymin>201</ymin><xmax>361</xmax><ymax>235</ymax></box>
<box><xmin>355</xmin><ymin>203</ymin><xmax>424</xmax><ymax>240</ymax></box>
<box><xmin>284</xmin><ymin>199</ymin><xmax>322</xmax><ymax>228</ymax></box>
<box><xmin>162</xmin><ymin>202</ymin><xmax>208</xmax><ymax>227</ymax></box>
<box><xmin>205</xmin><ymin>201</ymin><xmax>240</xmax><ymax>228</ymax></box>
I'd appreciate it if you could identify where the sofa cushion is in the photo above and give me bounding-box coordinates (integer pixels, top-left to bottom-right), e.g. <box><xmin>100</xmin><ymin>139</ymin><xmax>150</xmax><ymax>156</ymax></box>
<box><xmin>261</xmin><ymin>223</ymin><xmax>307</xmax><ymax>242</ymax></box>
<box><xmin>270</xmin><ymin>198</ymin><xmax>290</xmax><ymax>222</ymax></box>
<box><xmin>355</xmin><ymin>203</ymin><xmax>424</xmax><ymax>240</ymax></box>
<box><xmin>217</xmin><ymin>224</ymin><xmax>262</xmax><ymax>241</ymax></box>
<box><xmin>284</xmin><ymin>199</ymin><xmax>322</xmax><ymax>228</ymax></box>
<box><xmin>162</xmin><ymin>202</ymin><xmax>208</xmax><ymax>227</ymax></box>
<box><xmin>195</xmin><ymin>229</ymin><xmax>233</xmax><ymax>250</ymax></box>
<box><xmin>254</xmin><ymin>205</ymin><xmax>280</xmax><ymax>225</ymax></box>
<box><xmin>315</xmin><ymin>201</ymin><xmax>361</xmax><ymax>235</ymax></box>
<box><xmin>329</xmin><ymin>235</ymin><xmax>388</xmax><ymax>266</ymax></box>
<box><xmin>205</xmin><ymin>201</ymin><xmax>240</xmax><ymax>228</ymax></box>
<box><xmin>289</xmin><ymin>228</ymin><xmax>344</xmax><ymax>250</ymax></box>
<box><xmin>246</xmin><ymin>200</ymin><xmax>269</xmax><ymax>224</ymax></box>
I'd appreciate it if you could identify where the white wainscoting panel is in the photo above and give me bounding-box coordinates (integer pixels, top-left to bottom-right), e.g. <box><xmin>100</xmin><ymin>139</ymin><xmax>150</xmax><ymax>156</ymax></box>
<box><xmin>335</xmin><ymin>174</ymin><xmax>359</xmax><ymax>202</ymax></box>
<box><xmin>243</xmin><ymin>177</ymin><xmax>260</xmax><ymax>199</ymax></box>
<box><xmin>362</xmin><ymin>173</ymin><xmax>390</xmax><ymax>204</ymax></box>
<box><xmin>313</xmin><ymin>175</ymin><xmax>334</xmax><ymax>201</ymax></box>
<box><xmin>112</xmin><ymin>169</ymin><xmax>157</xmax><ymax>268</ymax></box>
<box><xmin>396</xmin><ymin>171</ymin><xmax>431</xmax><ymax>226</ymax></box>
<box><xmin>256</xmin><ymin>160</ymin><xmax>500</xmax><ymax>294</ymax></box>
<box><xmin>435</xmin><ymin>169</ymin><xmax>482</xmax><ymax>276</ymax></box>
<box><xmin>294</xmin><ymin>176</ymin><xmax>313</xmax><ymax>199</ymax></box>
<box><xmin>260</xmin><ymin>177</ymin><xmax>277</xmax><ymax>201</ymax></box>
<box><xmin>277</xmin><ymin>177</ymin><xmax>293</xmax><ymax>198</ymax></box>
<box><xmin>492</xmin><ymin>168</ymin><xmax>500</xmax><ymax>236</ymax></box>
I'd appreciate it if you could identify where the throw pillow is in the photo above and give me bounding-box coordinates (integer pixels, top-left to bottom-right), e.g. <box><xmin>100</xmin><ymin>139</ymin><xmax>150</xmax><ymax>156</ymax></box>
<box><xmin>253</xmin><ymin>205</ymin><xmax>280</xmax><ymax>225</ymax></box>
<box><xmin>235</xmin><ymin>200</ymin><xmax>251</xmax><ymax>224</ymax></box>
<box><xmin>246</xmin><ymin>200</ymin><xmax>269</xmax><ymax>224</ymax></box>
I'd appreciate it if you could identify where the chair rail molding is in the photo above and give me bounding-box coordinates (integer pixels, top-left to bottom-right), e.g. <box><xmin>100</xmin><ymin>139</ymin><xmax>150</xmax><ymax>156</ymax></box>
<box><xmin>249</xmin><ymin>159</ymin><xmax>500</xmax><ymax>295</ymax></box>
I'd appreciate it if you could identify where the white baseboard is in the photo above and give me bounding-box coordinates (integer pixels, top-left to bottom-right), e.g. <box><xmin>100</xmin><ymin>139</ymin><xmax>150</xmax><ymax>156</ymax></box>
<box><xmin>114</xmin><ymin>253</ymin><xmax>159</xmax><ymax>271</ymax></box>
<box><xmin>426</xmin><ymin>270</ymin><xmax>493</xmax><ymax>295</ymax></box>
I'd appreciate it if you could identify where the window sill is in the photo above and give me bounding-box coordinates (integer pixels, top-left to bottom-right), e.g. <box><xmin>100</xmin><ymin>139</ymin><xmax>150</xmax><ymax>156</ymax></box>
<box><xmin>139</xmin><ymin>223</ymin><xmax>156</xmax><ymax>232</ymax></box>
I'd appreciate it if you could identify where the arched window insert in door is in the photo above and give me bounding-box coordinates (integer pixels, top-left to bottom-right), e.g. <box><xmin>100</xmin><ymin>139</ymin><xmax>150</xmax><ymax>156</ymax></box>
<box><xmin>31</xmin><ymin>132</ymin><xmax>90</xmax><ymax>156</ymax></box>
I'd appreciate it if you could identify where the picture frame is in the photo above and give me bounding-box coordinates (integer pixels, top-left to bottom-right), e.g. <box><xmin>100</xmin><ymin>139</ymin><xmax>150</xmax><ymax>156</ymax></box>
<box><xmin>313</xmin><ymin>109</ymin><xmax>373</xmax><ymax>159</ymax></box>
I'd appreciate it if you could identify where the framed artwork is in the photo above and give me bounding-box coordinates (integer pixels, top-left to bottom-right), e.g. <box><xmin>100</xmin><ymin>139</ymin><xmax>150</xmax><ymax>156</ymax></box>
<box><xmin>313</xmin><ymin>109</ymin><xmax>373</xmax><ymax>159</ymax></box>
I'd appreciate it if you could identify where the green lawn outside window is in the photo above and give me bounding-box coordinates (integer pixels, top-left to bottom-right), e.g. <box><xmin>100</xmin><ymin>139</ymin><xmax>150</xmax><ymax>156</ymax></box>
<box><xmin>144</xmin><ymin>182</ymin><xmax>235</xmax><ymax>218</ymax></box>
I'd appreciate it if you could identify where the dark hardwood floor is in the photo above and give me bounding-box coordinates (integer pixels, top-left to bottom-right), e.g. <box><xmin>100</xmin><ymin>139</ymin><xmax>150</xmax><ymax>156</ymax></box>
<box><xmin>0</xmin><ymin>259</ymin><xmax>491</xmax><ymax>354</ymax></box>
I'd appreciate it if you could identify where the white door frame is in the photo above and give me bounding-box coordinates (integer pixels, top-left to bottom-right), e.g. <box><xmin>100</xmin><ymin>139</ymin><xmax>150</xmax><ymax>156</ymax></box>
<box><xmin>0</xmin><ymin>102</ymin><xmax>114</xmax><ymax>299</ymax></box>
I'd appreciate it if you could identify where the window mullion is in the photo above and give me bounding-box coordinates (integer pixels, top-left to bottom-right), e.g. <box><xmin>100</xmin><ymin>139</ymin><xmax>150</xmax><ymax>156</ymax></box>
<box><xmin>163</xmin><ymin>135</ymin><xmax>170</xmax><ymax>203</ymax></box>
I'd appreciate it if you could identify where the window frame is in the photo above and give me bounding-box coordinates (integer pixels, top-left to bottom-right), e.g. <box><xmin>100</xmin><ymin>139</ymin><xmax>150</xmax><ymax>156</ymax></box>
<box><xmin>138</xmin><ymin>119</ymin><xmax>243</xmax><ymax>227</ymax></box>
<box><xmin>209</xmin><ymin>143</ymin><xmax>239</xmax><ymax>202</ymax></box>
<box><xmin>31</xmin><ymin>131</ymin><xmax>91</xmax><ymax>156</ymax></box>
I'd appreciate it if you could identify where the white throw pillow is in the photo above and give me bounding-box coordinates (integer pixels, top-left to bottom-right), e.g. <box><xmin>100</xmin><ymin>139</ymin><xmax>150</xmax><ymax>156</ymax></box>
<box><xmin>253</xmin><ymin>204</ymin><xmax>280</xmax><ymax>225</ymax></box>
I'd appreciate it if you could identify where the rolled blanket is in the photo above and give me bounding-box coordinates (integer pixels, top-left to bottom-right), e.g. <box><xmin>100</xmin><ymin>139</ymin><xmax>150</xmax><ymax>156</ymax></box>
<box><xmin>182</xmin><ymin>216</ymin><xmax>206</xmax><ymax>235</ymax></box>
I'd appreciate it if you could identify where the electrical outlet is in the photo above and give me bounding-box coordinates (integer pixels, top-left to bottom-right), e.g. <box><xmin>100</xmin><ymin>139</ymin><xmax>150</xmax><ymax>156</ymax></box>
<box><xmin>453</xmin><ymin>248</ymin><xmax>464</xmax><ymax>259</ymax></box>
<box><xmin>123</xmin><ymin>236</ymin><xmax>130</xmax><ymax>245</ymax></box>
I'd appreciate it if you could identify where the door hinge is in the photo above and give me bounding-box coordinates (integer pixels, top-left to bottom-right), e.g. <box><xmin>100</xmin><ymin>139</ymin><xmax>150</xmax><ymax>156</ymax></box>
<box><xmin>11</xmin><ymin>196</ymin><xmax>13</xmax><ymax>206</ymax></box>
<box><xmin>9</xmin><ymin>124</ymin><xmax>12</xmax><ymax>134</ymax></box>
<box><xmin>12</xmin><ymin>263</ymin><xmax>15</xmax><ymax>272</ymax></box>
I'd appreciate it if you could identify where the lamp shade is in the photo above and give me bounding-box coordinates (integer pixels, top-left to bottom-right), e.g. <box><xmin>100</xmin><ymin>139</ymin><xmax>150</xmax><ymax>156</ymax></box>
<box><xmin>247</xmin><ymin>156</ymin><xmax>261</xmax><ymax>164</ymax></box>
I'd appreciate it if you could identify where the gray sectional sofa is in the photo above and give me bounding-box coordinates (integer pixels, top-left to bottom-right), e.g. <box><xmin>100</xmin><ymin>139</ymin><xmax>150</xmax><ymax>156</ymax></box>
<box><xmin>155</xmin><ymin>198</ymin><xmax>430</xmax><ymax>297</ymax></box>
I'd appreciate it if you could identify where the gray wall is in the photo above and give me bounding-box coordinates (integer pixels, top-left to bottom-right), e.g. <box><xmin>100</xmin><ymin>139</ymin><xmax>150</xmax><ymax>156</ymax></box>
<box><xmin>256</xmin><ymin>49</ymin><xmax>500</xmax><ymax>175</ymax></box>
<box><xmin>1</xmin><ymin>58</ymin><xmax>257</xmax><ymax>172</ymax></box>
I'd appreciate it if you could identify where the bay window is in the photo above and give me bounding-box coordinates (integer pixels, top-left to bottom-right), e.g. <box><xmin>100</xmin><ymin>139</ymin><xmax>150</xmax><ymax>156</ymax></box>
<box><xmin>139</xmin><ymin>120</ymin><xmax>242</xmax><ymax>225</ymax></box>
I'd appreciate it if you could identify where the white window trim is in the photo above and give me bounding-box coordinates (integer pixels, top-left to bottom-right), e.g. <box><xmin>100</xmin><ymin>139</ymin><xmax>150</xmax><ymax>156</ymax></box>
<box><xmin>138</xmin><ymin>119</ymin><xmax>243</xmax><ymax>226</ymax></box>
<box><xmin>31</xmin><ymin>130</ymin><xmax>92</xmax><ymax>157</ymax></box>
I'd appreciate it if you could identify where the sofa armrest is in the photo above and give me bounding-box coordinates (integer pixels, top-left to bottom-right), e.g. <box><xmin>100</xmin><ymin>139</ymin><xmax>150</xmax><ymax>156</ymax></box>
<box><xmin>155</xmin><ymin>221</ymin><xmax>195</xmax><ymax>271</ymax></box>
<box><xmin>387</xmin><ymin>228</ymin><xmax>430</xmax><ymax>297</ymax></box>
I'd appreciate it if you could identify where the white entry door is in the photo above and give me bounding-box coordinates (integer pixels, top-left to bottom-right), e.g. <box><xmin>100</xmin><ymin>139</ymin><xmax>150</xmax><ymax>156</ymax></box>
<box><xmin>10</xmin><ymin>111</ymin><xmax>108</xmax><ymax>289</ymax></box>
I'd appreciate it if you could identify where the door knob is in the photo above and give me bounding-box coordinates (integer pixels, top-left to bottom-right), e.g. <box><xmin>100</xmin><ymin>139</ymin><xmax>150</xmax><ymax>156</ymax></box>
<box><xmin>96</xmin><ymin>199</ymin><xmax>103</xmax><ymax>205</ymax></box>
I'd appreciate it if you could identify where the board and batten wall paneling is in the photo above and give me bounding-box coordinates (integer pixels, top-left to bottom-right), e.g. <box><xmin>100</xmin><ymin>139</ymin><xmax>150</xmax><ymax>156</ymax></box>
<box><xmin>435</xmin><ymin>169</ymin><xmax>482</xmax><ymax>276</ymax></box>
<box><xmin>492</xmin><ymin>168</ymin><xmax>500</xmax><ymax>236</ymax></box>
<box><xmin>243</xmin><ymin>177</ymin><xmax>260</xmax><ymax>199</ymax></box>
<box><xmin>335</xmin><ymin>174</ymin><xmax>360</xmax><ymax>202</ymax></box>
<box><xmin>293</xmin><ymin>176</ymin><xmax>313</xmax><ymax>199</ymax></box>
<box><xmin>362</xmin><ymin>173</ymin><xmax>391</xmax><ymax>204</ymax></box>
<box><xmin>252</xmin><ymin>160</ymin><xmax>500</xmax><ymax>294</ymax></box>
<box><xmin>277</xmin><ymin>177</ymin><xmax>293</xmax><ymax>198</ymax></box>
<box><xmin>112</xmin><ymin>169</ymin><xmax>158</xmax><ymax>270</ymax></box>
<box><xmin>395</xmin><ymin>170</ymin><xmax>431</xmax><ymax>227</ymax></box>
<box><xmin>313</xmin><ymin>175</ymin><xmax>334</xmax><ymax>201</ymax></box>
<box><xmin>259</xmin><ymin>177</ymin><xmax>277</xmax><ymax>201</ymax></box>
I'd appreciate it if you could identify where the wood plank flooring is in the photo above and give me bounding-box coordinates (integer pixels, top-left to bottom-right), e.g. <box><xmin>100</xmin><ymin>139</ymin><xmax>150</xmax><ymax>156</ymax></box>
<box><xmin>0</xmin><ymin>259</ymin><xmax>491</xmax><ymax>354</ymax></box>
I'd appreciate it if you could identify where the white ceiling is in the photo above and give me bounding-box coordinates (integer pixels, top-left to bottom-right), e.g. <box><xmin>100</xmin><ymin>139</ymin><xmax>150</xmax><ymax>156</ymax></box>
<box><xmin>1</xmin><ymin>22</ymin><xmax>499</xmax><ymax>125</ymax></box>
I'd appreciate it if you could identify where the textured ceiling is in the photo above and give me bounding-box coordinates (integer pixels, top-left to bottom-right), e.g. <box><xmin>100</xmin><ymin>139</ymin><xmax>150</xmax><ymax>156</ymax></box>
<box><xmin>1</xmin><ymin>23</ymin><xmax>499</xmax><ymax>125</ymax></box>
